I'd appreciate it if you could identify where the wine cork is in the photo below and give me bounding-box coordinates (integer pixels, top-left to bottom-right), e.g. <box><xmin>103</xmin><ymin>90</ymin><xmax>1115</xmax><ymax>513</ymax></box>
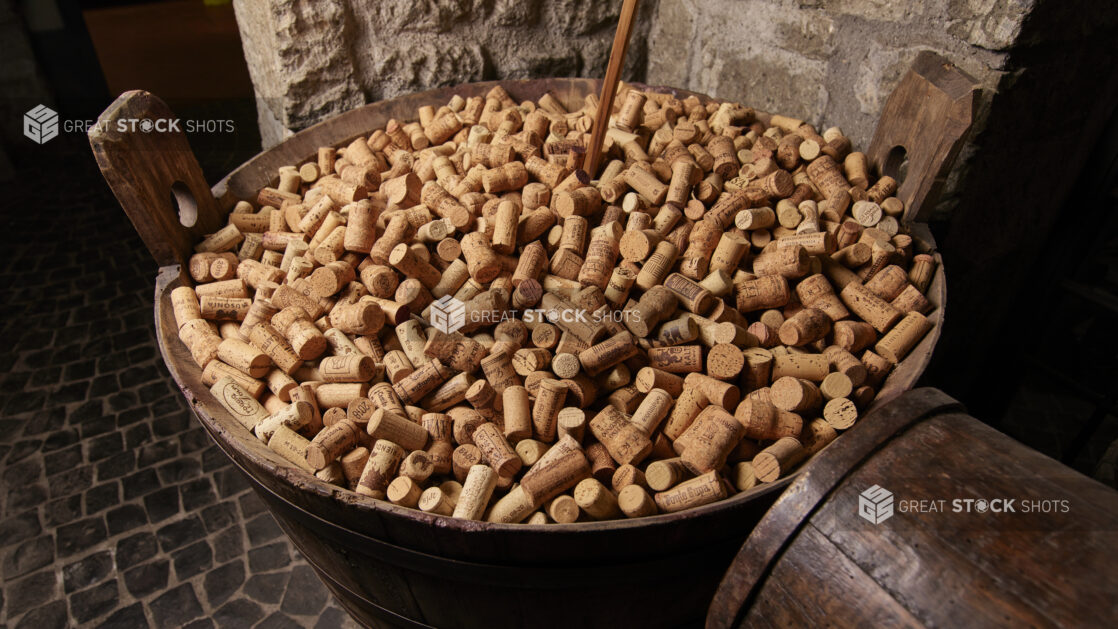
<box><xmin>643</xmin><ymin>459</ymin><xmax>687</xmax><ymax>493</ymax></box>
<box><xmin>248</xmin><ymin>323</ymin><xmax>302</xmax><ymax>376</ymax></box>
<box><xmin>840</xmin><ymin>282</ymin><xmax>902</xmax><ymax>332</ymax></box>
<box><xmin>778</xmin><ymin>308</ymin><xmax>832</xmax><ymax>346</ymax></box>
<box><xmin>482</xmin><ymin>161</ymin><xmax>528</xmax><ymax>194</ymax></box>
<box><xmin>752</xmin><ymin>244</ymin><xmax>810</xmax><ymax>279</ymax></box>
<box><xmin>684</xmin><ymin>372</ymin><xmax>741</xmax><ymax>409</ymax></box>
<box><xmin>305</xmin><ymin>420</ymin><xmax>360</xmax><ymax>470</ymax></box>
<box><xmin>545</xmin><ymin>495</ymin><xmax>581</xmax><ymax>524</ymax></box>
<box><xmin>392</xmin><ymin>358</ymin><xmax>449</xmax><ymax>405</ymax></box>
<box><xmin>488</xmin><ymin>384</ymin><xmax>529</xmax><ymax>442</ymax></box>
<box><xmin>201</xmin><ymin>359</ymin><xmax>265</xmax><ymax>401</ymax></box>
<box><xmin>532</xmin><ymin>378</ymin><xmax>568</xmax><ymax>441</ymax></box>
<box><xmin>805</xmin><ymin>155</ymin><xmax>850</xmax><ymax>200</ymax></box>
<box><xmin>480</xmin><ymin>349</ymin><xmax>521</xmax><ymax>395</ymax></box>
<box><xmin>398</xmin><ymin>450</ymin><xmax>434</xmax><ymax>484</ymax></box>
<box><xmin>480</xmin><ymin>485</ymin><xmax>534</xmax><ymax>524</ymax></box>
<box><xmin>210</xmin><ymin>376</ymin><xmax>270</xmax><ymax>430</ymax></box>
<box><xmin>875</xmin><ymin>311</ymin><xmax>933</xmax><ymax>363</ymax></box>
<box><xmin>573</xmin><ymin>478</ymin><xmax>621</xmax><ymax>520</ymax></box>
<box><xmin>388</xmin><ymin>243</ymin><xmax>441</xmax><ymax>290</ymax></box>
<box><xmin>801</xmin><ymin>418</ymin><xmax>837</xmax><ymax>456</ymax></box>
<box><xmin>357</xmin><ymin>441</ymin><xmax>405</xmax><ymax>499</ymax></box>
<box><xmin>661</xmin><ymin>387</ymin><xmax>709</xmax><ymax>441</ymax></box>
<box><xmin>317</xmin><ymin>354</ymin><xmax>375</xmax><ymax>383</ymax></box>
<box><xmin>739</xmin><ymin>347</ymin><xmax>773</xmax><ymax>391</ymax></box>
<box><xmin>263</xmin><ymin>368</ymin><xmax>297</xmax><ymax>402</ymax></box>
<box><xmin>654</xmin><ymin>471</ymin><xmax>727</xmax><ymax>513</ymax></box>
<box><xmin>708</xmin><ymin>135</ymin><xmax>739</xmax><ymax>178</ymax></box>
<box><xmin>908</xmin><ymin>253</ymin><xmax>936</xmax><ymax>293</ymax></box>
<box><xmin>450</xmin><ymin>411</ymin><xmax>486</xmax><ymax>450</ymax></box>
<box><xmin>386</xmin><ymin>477</ymin><xmax>422</xmax><ymax>508</ymax></box>
<box><xmin>819</xmin><ymin>371</ymin><xmax>854</xmax><ymax>401</ymax></box>
<box><xmin>460</xmin><ymin>232</ymin><xmax>502</xmax><ymax>284</ymax></box>
<box><xmin>823</xmin><ymin>397</ymin><xmax>859</xmax><ymax>430</ymax></box>
<box><xmin>472</xmin><ymin>422</ymin><xmax>522</xmax><ymax>477</ymax></box>
<box><xmin>771</xmin><ymin>377</ymin><xmax>823</xmax><ymax>413</ymax></box>
<box><xmin>215</xmin><ymin>338</ymin><xmax>271</xmax><ymax>378</ymax></box>
<box><xmin>584</xmin><ymin>442</ymin><xmax>616</xmax><ymax>483</ymax></box>
<box><xmin>832</xmin><ymin>321</ymin><xmax>877</xmax><ymax>354</ymax></box>
<box><xmin>171</xmin><ymin>286</ymin><xmax>203</xmax><ymax>329</ymax></box>
<box><xmin>679</xmin><ymin>405</ymin><xmax>746</xmax><ymax>474</ymax></box>
<box><xmin>418</xmin><ymin>486</ymin><xmax>454</xmax><ymax>516</ymax></box>
<box><xmin>629</xmin><ymin>388</ymin><xmax>673</xmax><ymax>435</ymax></box>
<box><xmin>337</xmin><ymin>447</ymin><xmax>369</xmax><ymax>489</ymax></box>
<box><xmin>679</xmin><ymin>219</ymin><xmax>721</xmax><ymax>280</ymax></box>
<box><xmin>864</xmin><ymin>264</ymin><xmax>909</xmax><ymax>301</ymax></box>
<box><xmin>736</xmin><ymin>275</ymin><xmax>790</xmax><ymax>312</ymax></box>
<box><xmin>795</xmin><ymin>273</ymin><xmax>849</xmax><ymax>321</ymax></box>
<box><xmin>663</xmin><ymin>273</ymin><xmax>715</xmax><ymax>314</ymax></box>
<box><xmin>634</xmin><ymin>240</ymin><xmax>678</xmax><ymax>291</ymax></box>
<box><xmin>313</xmin><ymin>383</ymin><xmax>369</xmax><ymax>408</ymax></box>
<box><xmin>891</xmin><ymin>284</ymin><xmax>932</xmax><ymax>314</ymax></box>
<box><xmin>513</xmin><ymin>439</ymin><xmax>547</xmax><ymax>468</ymax></box>
<box><xmin>625</xmin><ymin>286</ymin><xmax>678</xmax><ymax>337</ymax></box>
<box><xmin>328</xmin><ymin>300</ymin><xmax>385</xmax><ymax>335</ymax></box>
<box><xmin>588</xmin><ymin>406</ymin><xmax>652</xmax><ymax>466</ymax></box>
<box><xmin>512</xmin><ymin>348</ymin><xmax>552</xmax><ymax>376</ymax></box>
<box><xmin>557</xmin><ymin>407</ymin><xmax>587</xmax><ymax>443</ymax></box>
<box><xmin>647</xmin><ymin>345</ymin><xmax>703</xmax><ymax>374</ymax></box>
<box><xmin>752</xmin><ymin>437</ymin><xmax>804</xmax><ymax>483</ymax></box>
<box><xmin>268</xmin><ymin>425</ymin><xmax>316</xmax><ymax>474</ymax></box>
<box><xmin>634</xmin><ymin>367</ymin><xmax>684</xmax><ymax>398</ymax></box>
<box><xmin>451</xmin><ymin>444</ymin><xmax>483</xmax><ymax>483</ymax></box>
<box><xmin>366</xmin><ymin>409</ymin><xmax>429</xmax><ymax>451</ymax></box>
<box><xmin>420</xmin><ymin>412</ymin><xmax>454</xmax><ymax>445</ymax></box>
<box><xmin>199</xmin><ymin>296</ymin><xmax>251</xmax><ymax>321</ymax></box>
<box><xmin>579</xmin><ymin>331</ymin><xmax>638</xmax><ymax>377</ymax></box>
<box><xmin>735</xmin><ymin>396</ymin><xmax>802</xmax><ymax>441</ymax></box>
<box><xmin>705</xmin><ymin>343</ymin><xmax>745</xmax><ymax>381</ymax></box>
<box><xmin>519</xmin><ymin>435</ymin><xmax>590</xmax><ymax>506</ymax></box>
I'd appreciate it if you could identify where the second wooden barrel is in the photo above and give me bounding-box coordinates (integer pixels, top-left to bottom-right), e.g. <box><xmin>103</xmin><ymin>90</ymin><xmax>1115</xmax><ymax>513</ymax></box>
<box><xmin>708</xmin><ymin>388</ymin><xmax>1118</xmax><ymax>628</ymax></box>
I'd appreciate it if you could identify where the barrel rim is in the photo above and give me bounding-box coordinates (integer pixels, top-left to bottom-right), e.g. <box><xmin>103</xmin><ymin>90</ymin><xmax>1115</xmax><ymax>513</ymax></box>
<box><xmin>157</xmin><ymin>77</ymin><xmax>946</xmax><ymax>534</ymax></box>
<box><xmin>704</xmin><ymin>387</ymin><xmax>964</xmax><ymax>628</ymax></box>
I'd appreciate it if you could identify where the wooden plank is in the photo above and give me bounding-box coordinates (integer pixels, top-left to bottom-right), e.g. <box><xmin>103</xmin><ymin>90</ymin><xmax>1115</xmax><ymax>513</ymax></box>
<box><xmin>706</xmin><ymin>388</ymin><xmax>962</xmax><ymax>628</ymax></box>
<box><xmin>867</xmin><ymin>51</ymin><xmax>978</xmax><ymax>223</ymax></box>
<box><xmin>742</xmin><ymin>523</ymin><xmax>923</xmax><ymax>628</ymax></box>
<box><xmin>812</xmin><ymin>413</ymin><xmax>1118</xmax><ymax>628</ymax></box>
<box><xmin>90</xmin><ymin>91</ymin><xmax>224</xmax><ymax>267</ymax></box>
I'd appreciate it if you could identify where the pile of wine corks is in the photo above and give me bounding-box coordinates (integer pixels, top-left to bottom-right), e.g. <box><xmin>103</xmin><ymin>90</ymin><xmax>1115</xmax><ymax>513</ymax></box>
<box><xmin>173</xmin><ymin>83</ymin><xmax>936</xmax><ymax>524</ymax></box>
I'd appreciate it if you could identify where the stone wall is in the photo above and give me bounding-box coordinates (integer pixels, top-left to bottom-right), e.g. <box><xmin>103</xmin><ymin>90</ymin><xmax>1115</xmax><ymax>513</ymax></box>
<box><xmin>233</xmin><ymin>0</ymin><xmax>656</xmax><ymax>147</ymax></box>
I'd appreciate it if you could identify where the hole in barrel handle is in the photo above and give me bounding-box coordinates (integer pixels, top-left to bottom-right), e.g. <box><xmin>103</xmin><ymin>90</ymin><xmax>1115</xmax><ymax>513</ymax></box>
<box><xmin>882</xmin><ymin>145</ymin><xmax>909</xmax><ymax>185</ymax></box>
<box><xmin>170</xmin><ymin>181</ymin><xmax>198</xmax><ymax>227</ymax></box>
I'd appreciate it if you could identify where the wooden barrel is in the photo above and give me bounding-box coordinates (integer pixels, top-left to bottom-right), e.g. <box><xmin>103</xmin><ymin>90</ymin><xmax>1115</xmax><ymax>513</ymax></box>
<box><xmin>93</xmin><ymin>73</ymin><xmax>955</xmax><ymax>628</ymax></box>
<box><xmin>708</xmin><ymin>387</ymin><xmax>1118</xmax><ymax>628</ymax></box>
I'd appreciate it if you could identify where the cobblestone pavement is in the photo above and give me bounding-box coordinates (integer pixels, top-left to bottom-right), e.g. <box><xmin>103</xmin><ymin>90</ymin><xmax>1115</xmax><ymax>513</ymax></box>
<box><xmin>0</xmin><ymin>137</ymin><xmax>359</xmax><ymax>628</ymax></box>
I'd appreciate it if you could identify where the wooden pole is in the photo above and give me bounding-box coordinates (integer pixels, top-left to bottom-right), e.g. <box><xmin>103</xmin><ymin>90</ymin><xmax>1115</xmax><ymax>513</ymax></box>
<box><xmin>585</xmin><ymin>0</ymin><xmax>640</xmax><ymax>178</ymax></box>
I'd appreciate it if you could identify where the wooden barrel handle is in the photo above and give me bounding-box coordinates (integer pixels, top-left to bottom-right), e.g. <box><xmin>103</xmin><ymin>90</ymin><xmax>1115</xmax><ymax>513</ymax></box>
<box><xmin>89</xmin><ymin>90</ymin><xmax>224</xmax><ymax>268</ymax></box>
<box><xmin>867</xmin><ymin>51</ymin><xmax>978</xmax><ymax>223</ymax></box>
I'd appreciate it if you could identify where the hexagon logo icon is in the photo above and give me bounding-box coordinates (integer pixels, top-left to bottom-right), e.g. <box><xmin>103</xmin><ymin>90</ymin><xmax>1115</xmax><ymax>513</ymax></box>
<box><xmin>429</xmin><ymin>295</ymin><xmax>465</xmax><ymax>334</ymax></box>
<box><xmin>24</xmin><ymin>104</ymin><xmax>59</xmax><ymax>144</ymax></box>
<box><xmin>858</xmin><ymin>484</ymin><xmax>894</xmax><ymax>524</ymax></box>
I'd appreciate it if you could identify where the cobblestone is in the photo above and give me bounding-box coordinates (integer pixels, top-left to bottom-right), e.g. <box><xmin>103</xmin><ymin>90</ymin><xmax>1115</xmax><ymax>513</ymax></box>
<box><xmin>0</xmin><ymin>137</ymin><xmax>354</xmax><ymax>627</ymax></box>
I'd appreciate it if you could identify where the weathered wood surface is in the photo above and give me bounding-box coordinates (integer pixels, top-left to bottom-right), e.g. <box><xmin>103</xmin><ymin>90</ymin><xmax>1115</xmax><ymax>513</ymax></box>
<box><xmin>708</xmin><ymin>387</ymin><xmax>1118</xmax><ymax>628</ymax></box>
<box><xmin>867</xmin><ymin>50</ymin><xmax>978</xmax><ymax>223</ymax></box>
<box><xmin>89</xmin><ymin>90</ymin><xmax>224</xmax><ymax>267</ymax></box>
